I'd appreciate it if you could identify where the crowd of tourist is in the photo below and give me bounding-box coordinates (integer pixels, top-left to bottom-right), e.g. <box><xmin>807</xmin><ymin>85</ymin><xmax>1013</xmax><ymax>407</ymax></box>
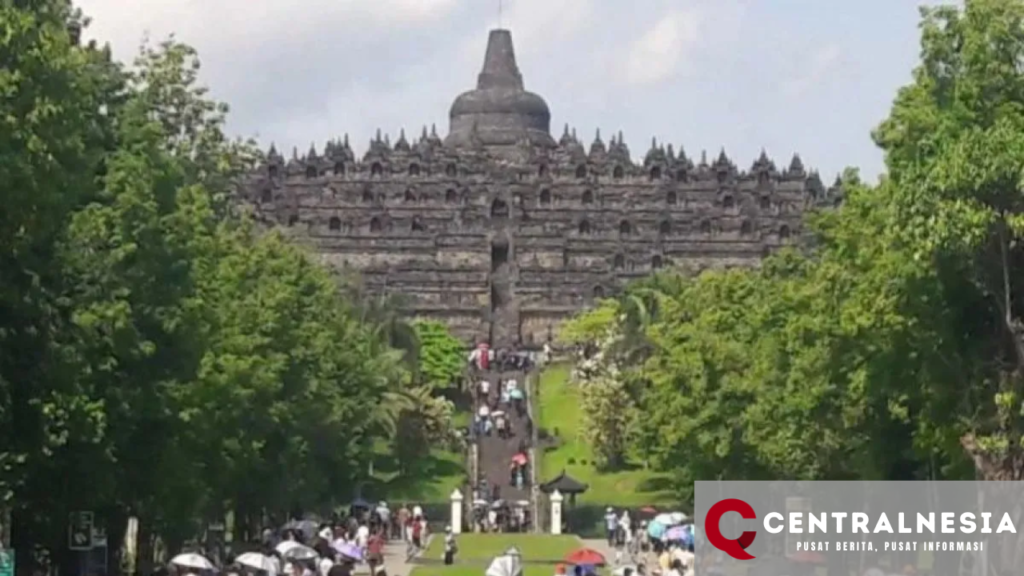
<box><xmin>600</xmin><ymin>507</ymin><xmax>696</xmax><ymax>576</ymax></box>
<box><xmin>164</xmin><ymin>502</ymin><xmax>440</xmax><ymax>576</ymax></box>
<box><xmin>467</xmin><ymin>342</ymin><xmax>538</xmax><ymax>534</ymax></box>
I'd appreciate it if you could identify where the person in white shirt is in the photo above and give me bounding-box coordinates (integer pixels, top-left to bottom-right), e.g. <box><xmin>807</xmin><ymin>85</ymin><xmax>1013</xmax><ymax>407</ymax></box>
<box><xmin>356</xmin><ymin>523</ymin><xmax>370</xmax><ymax>548</ymax></box>
<box><xmin>479</xmin><ymin>380</ymin><xmax>490</xmax><ymax>398</ymax></box>
<box><xmin>487</xmin><ymin>509</ymin><xmax>498</xmax><ymax>532</ymax></box>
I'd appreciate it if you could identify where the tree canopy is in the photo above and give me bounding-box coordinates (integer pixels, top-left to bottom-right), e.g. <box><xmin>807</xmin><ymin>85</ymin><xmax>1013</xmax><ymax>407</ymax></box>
<box><xmin>559</xmin><ymin>1</ymin><xmax>1024</xmax><ymax>517</ymax></box>
<box><xmin>0</xmin><ymin>3</ymin><xmax>465</xmax><ymax>572</ymax></box>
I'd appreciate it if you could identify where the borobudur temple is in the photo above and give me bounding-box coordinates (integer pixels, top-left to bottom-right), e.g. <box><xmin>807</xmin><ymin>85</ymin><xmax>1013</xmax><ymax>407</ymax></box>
<box><xmin>239</xmin><ymin>28</ymin><xmax>843</xmax><ymax>347</ymax></box>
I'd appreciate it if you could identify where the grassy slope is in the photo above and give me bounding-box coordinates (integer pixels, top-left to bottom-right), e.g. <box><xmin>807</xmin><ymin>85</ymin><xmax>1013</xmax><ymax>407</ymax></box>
<box><xmin>536</xmin><ymin>363</ymin><xmax>675</xmax><ymax>506</ymax></box>
<box><xmin>372</xmin><ymin>447</ymin><xmax>466</xmax><ymax>503</ymax></box>
<box><xmin>370</xmin><ymin>392</ymin><xmax>472</xmax><ymax>503</ymax></box>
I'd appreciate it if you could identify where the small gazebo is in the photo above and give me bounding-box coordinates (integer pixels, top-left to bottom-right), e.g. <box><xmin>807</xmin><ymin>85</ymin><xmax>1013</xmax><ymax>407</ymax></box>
<box><xmin>540</xmin><ymin>470</ymin><xmax>589</xmax><ymax>505</ymax></box>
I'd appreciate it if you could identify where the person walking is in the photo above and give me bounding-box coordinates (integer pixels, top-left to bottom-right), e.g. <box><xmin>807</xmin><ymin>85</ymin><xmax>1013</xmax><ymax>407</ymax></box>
<box><xmin>604</xmin><ymin>507</ymin><xmax>618</xmax><ymax>547</ymax></box>
<box><xmin>443</xmin><ymin>526</ymin><xmax>458</xmax><ymax>565</ymax></box>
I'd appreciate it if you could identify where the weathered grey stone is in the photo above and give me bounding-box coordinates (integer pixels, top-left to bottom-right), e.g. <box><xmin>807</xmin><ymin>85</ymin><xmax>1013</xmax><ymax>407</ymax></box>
<box><xmin>238</xmin><ymin>29</ymin><xmax>842</xmax><ymax>347</ymax></box>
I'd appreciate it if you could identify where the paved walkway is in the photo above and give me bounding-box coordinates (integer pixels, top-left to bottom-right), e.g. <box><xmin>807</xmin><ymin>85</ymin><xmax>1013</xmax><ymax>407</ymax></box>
<box><xmin>351</xmin><ymin>540</ymin><xmax>415</xmax><ymax>576</ymax></box>
<box><xmin>580</xmin><ymin>538</ymin><xmax>653</xmax><ymax>569</ymax></box>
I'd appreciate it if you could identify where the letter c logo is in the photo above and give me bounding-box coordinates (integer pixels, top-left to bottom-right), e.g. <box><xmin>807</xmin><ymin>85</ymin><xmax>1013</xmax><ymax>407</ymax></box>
<box><xmin>705</xmin><ymin>498</ymin><xmax>757</xmax><ymax>560</ymax></box>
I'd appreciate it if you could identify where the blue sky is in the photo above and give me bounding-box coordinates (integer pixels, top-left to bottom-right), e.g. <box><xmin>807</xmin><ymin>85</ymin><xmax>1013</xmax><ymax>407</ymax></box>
<box><xmin>76</xmin><ymin>0</ymin><xmax>945</xmax><ymax>181</ymax></box>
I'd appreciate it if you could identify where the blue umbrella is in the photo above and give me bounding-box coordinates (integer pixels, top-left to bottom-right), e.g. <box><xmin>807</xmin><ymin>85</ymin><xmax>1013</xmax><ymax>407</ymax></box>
<box><xmin>647</xmin><ymin>521</ymin><xmax>666</xmax><ymax>539</ymax></box>
<box><xmin>509</xmin><ymin>388</ymin><xmax>524</xmax><ymax>400</ymax></box>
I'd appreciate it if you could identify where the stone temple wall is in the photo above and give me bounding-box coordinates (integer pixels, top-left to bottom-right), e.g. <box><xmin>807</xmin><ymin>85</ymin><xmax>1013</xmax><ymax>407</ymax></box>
<box><xmin>239</xmin><ymin>130</ymin><xmax>843</xmax><ymax>346</ymax></box>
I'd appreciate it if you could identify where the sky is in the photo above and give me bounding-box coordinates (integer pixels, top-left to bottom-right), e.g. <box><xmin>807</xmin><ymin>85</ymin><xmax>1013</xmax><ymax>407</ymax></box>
<box><xmin>74</xmin><ymin>0</ymin><xmax>948</xmax><ymax>182</ymax></box>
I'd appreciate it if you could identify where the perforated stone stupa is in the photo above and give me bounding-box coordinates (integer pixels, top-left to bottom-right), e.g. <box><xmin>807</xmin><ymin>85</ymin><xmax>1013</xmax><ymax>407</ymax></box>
<box><xmin>238</xmin><ymin>29</ymin><xmax>843</xmax><ymax>347</ymax></box>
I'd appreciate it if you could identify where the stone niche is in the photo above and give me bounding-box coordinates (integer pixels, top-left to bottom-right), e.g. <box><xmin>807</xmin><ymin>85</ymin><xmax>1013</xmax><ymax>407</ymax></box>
<box><xmin>517</xmin><ymin>249</ymin><xmax>563</xmax><ymax>269</ymax></box>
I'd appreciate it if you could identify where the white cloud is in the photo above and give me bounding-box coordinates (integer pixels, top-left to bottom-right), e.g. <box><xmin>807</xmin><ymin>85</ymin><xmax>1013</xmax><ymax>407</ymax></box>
<box><xmin>623</xmin><ymin>10</ymin><xmax>701</xmax><ymax>86</ymax></box>
<box><xmin>67</xmin><ymin>0</ymin><xmax>925</xmax><ymax>181</ymax></box>
<box><xmin>781</xmin><ymin>43</ymin><xmax>842</xmax><ymax>97</ymax></box>
<box><xmin>78</xmin><ymin>0</ymin><xmax>460</xmax><ymax>59</ymax></box>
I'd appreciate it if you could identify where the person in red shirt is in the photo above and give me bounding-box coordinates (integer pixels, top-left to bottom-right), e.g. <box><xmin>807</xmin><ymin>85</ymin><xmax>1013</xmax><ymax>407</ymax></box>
<box><xmin>367</xmin><ymin>529</ymin><xmax>385</xmax><ymax>574</ymax></box>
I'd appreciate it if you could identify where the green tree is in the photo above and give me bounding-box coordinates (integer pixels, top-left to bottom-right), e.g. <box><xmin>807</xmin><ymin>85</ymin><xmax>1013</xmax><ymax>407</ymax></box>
<box><xmin>0</xmin><ymin>0</ymin><xmax>123</xmax><ymax>559</ymax></box>
<box><xmin>412</xmin><ymin>319</ymin><xmax>465</xmax><ymax>389</ymax></box>
<box><xmin>874</xmin><ymin>0</ymin><xmax>1024</xmax><ymax>485</ymax></box>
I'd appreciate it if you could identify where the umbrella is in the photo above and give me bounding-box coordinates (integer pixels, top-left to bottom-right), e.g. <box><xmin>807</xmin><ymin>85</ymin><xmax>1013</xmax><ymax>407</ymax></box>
<box><xmin>664</xmin><ymin>525</ymin><xmax>690</xmax><ymax>543</ymax></box>
<box><xmin>171</xmin><ymin>553</ymin><xmax>215</xmax><ymax>571</ymax></box>
<box><xmin>509</xmin><ymin>388</ymin><xmax>524</xmax><ymax>400</ymax></box>
<box><xmin>511</xmin><ymin>453</ymin><xmax>527</xmax><ymax>465</ymax></box>
<box><xmin>490</xmin><ymin>500</ymin><xmax>506</xmax><ymax>509</ymax></box>
<box><xmin>646</xmin><ymin>521</ymin><xmax>666</xmax><ymax>540</ymax></box>
<box><xmin>639</xmin><ymin>506</ymin><xmax>658</xmax><ymax>514</ymax></box>
<box><xmin>515</xmin><ymin>500</ymin><xmax>531</xmax><ymax>507</ymax></box>
<box><xmin>565</xmin><ymin>548</ymin><xmax>606</xmax><ymax>566</ymax></box>
<box><xmin>332</xmin><ymin>541</ymin><xmax>364</xmax><ymax>561</ymax></box>
<box><xmin>486</xmin><ymin>550</ymin><xmax>523</xmax><ymax>576</ymax></box>
<box><xmin>236</xmin><ymin>552</ymin><xmax>277</xmax><ymax>574</ymax></box>
<box><xmin>653</xmin><ymin>512</ymin><xmax>688</xmax><ymax>526</ymax></box>
<box><xmin>283</xmin><ymin>519</ymin><xmax>318</xmax><ymax>540</ymax></box>
<box><xmin>351</xmin><ymin>497</ymin><xmax>372</xmax><ymax>509</ymax></box>
<box><xmin>473</xmin><ymin>499</ymin><xmax>488</xmax><ymax>506</ymax></box>
<box><xmin>275</xmin><ymin>541</ymin><xmax>302</xmax><ymax>556</ymax></box>
<box><xmin>491</xmin><ymin>410</ymin><xmax>505</xmax><ymax>417</ymax></box>
<box><xmin>666</xmin><ymin>512</ymin><xmax>689</xmax><ymax>524</ymax></box>
<box><xmin>282</xmin><ymin>544</ymin><xmax>318</xmax><ymax>561</ymax></box>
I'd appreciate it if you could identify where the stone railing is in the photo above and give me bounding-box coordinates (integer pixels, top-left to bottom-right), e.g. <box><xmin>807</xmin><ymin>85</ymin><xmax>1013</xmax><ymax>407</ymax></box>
<box><xmin>525</xmin><ymin>365</ymin><xmax>541</xmax><ymax>532</ymax></box>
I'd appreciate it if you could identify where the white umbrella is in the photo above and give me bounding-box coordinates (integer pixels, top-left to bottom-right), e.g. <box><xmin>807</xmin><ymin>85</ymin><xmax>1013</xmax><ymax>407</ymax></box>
<box><xmin>171</xmin><ymin>553</ymin><xmax>215</xmax><ymax>571</ymax></box>
<box><xmin>282</xmin><ymin>544</ymin><xmax>318</xmax><ymax>561</ymax></box>
<box><xmin>486</xmin><ymin>551</ymin><xmax>523</xmax><ymax>576</ymax></box>
<box><xmin>653</xmin><ymin>512</ymin><xmax>689</xmax><ymax>526</ymax></box>
<box><xmin>236</xmin><ymin>552</ymin><xmax>277</xmax><ymax>575</ymax></box>
<box><xmin>667</xmin><ymin>512</ymin><xmax>689</xmax><ymax>524</ymax></box>
<box><xmin>275</xmin><ymin>541</ymin><xmax>301</xmax><ymax>556</ymax></box>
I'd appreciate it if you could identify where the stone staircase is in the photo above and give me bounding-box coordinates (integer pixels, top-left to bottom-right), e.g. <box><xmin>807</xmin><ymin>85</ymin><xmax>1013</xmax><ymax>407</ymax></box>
<box><xmin>475</xmin><ymin>368</ymin><xmax>531</xmax><ymax>501</ymax></box>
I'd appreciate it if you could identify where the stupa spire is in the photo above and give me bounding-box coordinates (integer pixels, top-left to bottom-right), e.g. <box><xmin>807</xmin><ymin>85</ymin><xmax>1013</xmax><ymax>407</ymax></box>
<box><xmin>477</xmin><ymin>29</ymin><xmax>524</xmax><ymax>90</ymax></box>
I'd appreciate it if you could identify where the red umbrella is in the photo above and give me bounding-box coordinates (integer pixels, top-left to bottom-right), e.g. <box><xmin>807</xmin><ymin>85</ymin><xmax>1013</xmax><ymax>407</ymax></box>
<box><xmin>512</xmin><ymin>453</ymin><xmax>528</xmax><ymax>465</ymax></box>
<box><xmin>565</xmin><ymin>548</ymin><xmax>606</xmax><ymax>566</ymax></box>
<box><xmin>639</xmin><ymin>506</ymin><xmax>658</xmax><ymax>514</ymax></box>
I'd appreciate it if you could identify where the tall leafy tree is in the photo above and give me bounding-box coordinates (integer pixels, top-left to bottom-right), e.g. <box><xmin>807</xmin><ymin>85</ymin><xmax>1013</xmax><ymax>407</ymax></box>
<box><xmin>874</xmin><ymin>0</ymin><xmax>1024</xmax><ymax>484</ymax></box>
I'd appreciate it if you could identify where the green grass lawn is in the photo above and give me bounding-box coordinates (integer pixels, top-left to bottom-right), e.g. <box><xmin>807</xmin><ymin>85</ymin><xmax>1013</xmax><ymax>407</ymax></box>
<box><xmin>422</xmin><ymin>533</ymin><xmax>583</xmax><ymax>562</ymax></box>
<box><xmin>410</xmin><ymin>566</ymin><xmax>609</xmax><ymax>576</ymax></box>
<box><xmin>379</xmin><ymin>448</ymin><xmax>466</xmax><ymax>502</ymax></box>
<box><xmin>535</xmin><ymin>363</ymin><xmax>676</xmax><ymax>507</ymax></box>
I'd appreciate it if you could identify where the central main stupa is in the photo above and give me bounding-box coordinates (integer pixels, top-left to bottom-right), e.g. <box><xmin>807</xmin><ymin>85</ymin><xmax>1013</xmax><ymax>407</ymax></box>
<box><xmin>445</xmin><ymin>29</ymin><xmax>556</xmax><ymax>155</ymax></box>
